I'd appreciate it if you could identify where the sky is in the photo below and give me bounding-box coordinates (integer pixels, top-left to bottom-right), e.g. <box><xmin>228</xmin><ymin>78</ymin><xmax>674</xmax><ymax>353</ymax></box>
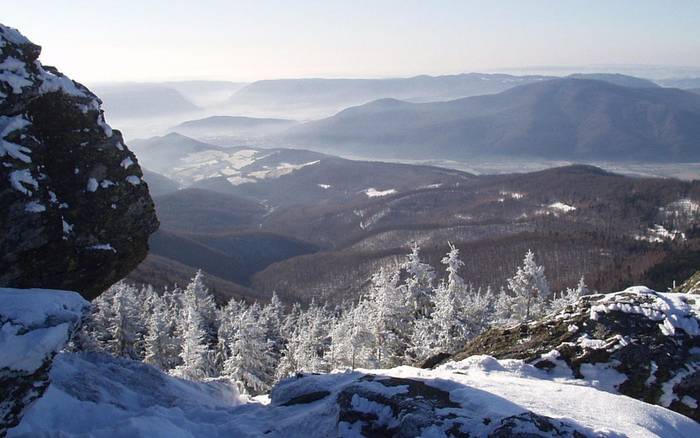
<box><xmin>3</xmin><ymin>0</ymin><xmax>700</xmax><ymax>83</ymax></box>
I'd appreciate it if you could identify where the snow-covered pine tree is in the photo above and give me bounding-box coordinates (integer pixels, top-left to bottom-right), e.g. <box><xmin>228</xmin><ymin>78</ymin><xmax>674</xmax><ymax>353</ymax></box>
<box><xmin>172</xmin><ymin>287</ymin><xmax>214</xmax><ymax>380</ymax></box>
<box><xmin>400</xmin><ymin>243</ymin><xmax>436</xmax><ymax>317</ymax></box>
<box><xmin>549</xmin><ymin>275</ymin><xmax>588</xmax><ymax>314</ymax></box>
<box><xmin>223</xmin><ymin>304</ymin><xmax>277</xmax><ymax>395</ymax></box>
<box><xmin>184</xmin><ymin>270</ymin><xmax>219</xmax><ymax>343</ymax></box>
<box><xmin>259</xmin><ymin>292</ymin><xmax>285</xmax><ymax>371</ymax></box>
<box><xmin>217</xmin><ymin>298</ymin><xmax>245</xmax><ymax>368</ymax></box>
<box><xmin>161</xmin><ymin>286</ymin><xmax>185</xmax><ymax>368</ymax></box>
<box><xmin>143</xmin><ymin>295</ymin><xmax>175</xmax><ymax>370</ymax></box>
<box><xmin>277</xmin><ymin>302</ymin><xmax>331</xmax><ymax>377</ymax></box>
<box><xmin>108</xmin><ymin>282</ymin><xmax>142</xmax><ymax>359</ymax></box>
<box><xmin>442</xmin><ymin>243</ymin><xmax>466</xmax><ymax>295</ymax></box>
<box><xmin>328</xmin><ymin>302</ymin><xmax>372</xmax><ymax>369</ymax></box>
<box><xmin>85</xmin><ymin>287</ymin><xmax>117</xmax><ymax>352</ymax></box>
<box><xmin>494</xmin><ymin>286</ymin><xmax>515</xmax><ymax>324</ymax></box>
<box><xmin>458</xmin><ymin>286</ymin><xmax>495</xmax><ymax>341</ymax></box>
<box><xmin>365</xmin><ymin>267</ymin><xmax>412</xmax><ymax>368</ymax></box>
<box><xmin>505</xmin><ymin>249</ymin><xmax>551</xmax><ymax>323</ymax></box>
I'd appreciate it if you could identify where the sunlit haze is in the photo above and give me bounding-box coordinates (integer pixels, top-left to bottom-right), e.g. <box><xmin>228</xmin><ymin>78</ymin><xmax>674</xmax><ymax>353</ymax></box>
<box><xmin>4</xmin><ymin>0</ymin><xmax>700</xmax><ymax>83</ymax></box>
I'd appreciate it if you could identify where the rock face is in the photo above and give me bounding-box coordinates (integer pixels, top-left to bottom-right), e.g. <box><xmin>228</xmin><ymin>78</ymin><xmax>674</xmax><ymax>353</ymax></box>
<box><xmin>0</xmin><ymin>24</ymin><xmax>158</xmax><ymax>299</ymax></box>
<box><xmin>449</xmin><ymin>287</ymin><xmax>700</xmax><ymax>422</ymax></box>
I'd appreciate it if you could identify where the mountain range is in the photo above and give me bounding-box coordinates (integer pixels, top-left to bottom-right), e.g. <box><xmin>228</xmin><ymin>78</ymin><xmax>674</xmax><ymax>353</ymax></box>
<box><xmin>281</xmin><ymin>77</ymin><xmax>700</xmax><ymax>162</ymax></box>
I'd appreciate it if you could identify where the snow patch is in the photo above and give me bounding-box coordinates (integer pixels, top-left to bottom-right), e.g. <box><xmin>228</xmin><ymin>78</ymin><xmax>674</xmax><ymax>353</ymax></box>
<box><xmin>24</xmin><ymin>201</ymin><xmax>45</xmax><ymax>213</ymax></box>
<box><xmin>120</xmin><ymin>157</ymin><xmax>134</xmax><ymax>169</ymax></box>
<box><xmin>0</xmin><ymin>115</ymin><xmax>32</xmax><ymax>162</ymax></box>
<box><xmin>125</xmin><ymin>175</ymin><xmax>142</xmax><ymax>185</ymax></box>
<box><xmin>548</xmin><ymin>202</ymin><xmax>576</xmax><ymax>213</ymax></box>
<box><xmin>364</xmin><ymin>188</ymin><xmax>397</xmax><ymax>198</ymax></box>
<box><xmin>9</xmin><ymin>168</ymin><xmax>38</xmax><ymax>195</ymax></box>
<box><xmin>86</xmin><ymin>178</ymin><xmax>98</xmax><ymax>192</ymax></box>
<box><xmin>87</xmin><ymin>243</ymin><xmax>116</xmax><ymax>252</ymax></box>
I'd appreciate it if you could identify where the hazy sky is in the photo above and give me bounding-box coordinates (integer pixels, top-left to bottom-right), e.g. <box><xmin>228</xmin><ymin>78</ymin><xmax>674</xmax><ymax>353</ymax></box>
<box><xmin>4</xmin><ymin>0</ymin><xmax>700</xmax><ymax>83</ymax></box>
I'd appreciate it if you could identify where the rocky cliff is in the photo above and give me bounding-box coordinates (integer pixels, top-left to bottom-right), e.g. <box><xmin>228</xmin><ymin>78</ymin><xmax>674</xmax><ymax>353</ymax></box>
<box><xmin>447</xmin><ymin>287</ymin><xmax>700</xmax><ymax>422</ymax></box>
<box><xmin>0</xmin><ymin>24</ymin><xmax>158</xmax><ymax>299</ymax></box>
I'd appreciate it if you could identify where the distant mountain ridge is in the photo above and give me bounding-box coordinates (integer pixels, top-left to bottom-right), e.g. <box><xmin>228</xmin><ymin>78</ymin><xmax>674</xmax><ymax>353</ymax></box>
<box><xmin>225</xmin><ymin>73</ymin><xmax>554</xmax><ymax>118</ymax></box>
<box><xmin>282</xmin><ymin>77</ymin><xmax>700</xmax><ymax>162</ymax></box>
<box><xmin>172</xmin><ymin>115</ymin><xmax>299</xmax><ymax>142</ymax></box>
<box><xmin>567</xmin><ymin>73</ymin><xmax>659</xmax><ymax>88</ymax></box>
<box><xmin>92</xmin><ymin>83</ymin><xmax>201</xmax><ymax>118</ymax></box>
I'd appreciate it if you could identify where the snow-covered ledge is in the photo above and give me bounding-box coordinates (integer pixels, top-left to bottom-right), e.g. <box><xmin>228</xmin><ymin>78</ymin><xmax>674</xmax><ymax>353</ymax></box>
<box><xmin>0</xmin><ymin>288</ymin><xmax>89</xmax><ymax>431</ymax></box>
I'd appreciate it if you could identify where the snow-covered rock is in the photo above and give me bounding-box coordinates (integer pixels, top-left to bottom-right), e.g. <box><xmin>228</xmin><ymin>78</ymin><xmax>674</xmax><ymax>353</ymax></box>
<box><xmin>449</xmin><ymin>287</ymin><xmax>700</xmax><ymax>422</ymax></box>
<box><xmin>9</xmin><ymin>354</ymin><xmax>700</xmax><ymax>437</ymax></box>
<box><xmin>0</xmin><ymin>23</ymin><xmax>158</xmax><ymax>298</ymax></box>
<box><xmin>0</xmin><ymin>288</ymin><xmax>89</xmax><ymax>432</ymax></box>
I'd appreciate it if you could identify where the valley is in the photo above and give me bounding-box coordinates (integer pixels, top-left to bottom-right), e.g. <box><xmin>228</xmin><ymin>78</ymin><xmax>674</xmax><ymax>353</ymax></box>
<box><xmin>125</xmin><ymin>132</ymin><xmax>700</xmax><ymax>306</ymax></box>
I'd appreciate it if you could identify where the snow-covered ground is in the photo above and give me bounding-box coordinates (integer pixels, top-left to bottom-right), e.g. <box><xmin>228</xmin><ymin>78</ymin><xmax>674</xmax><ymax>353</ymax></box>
<box><xmin>4</xmin><ymin>287</ymin><xmax>700</xmax><ymax>437</ymax></box>
<box><xmin>151</xmin><ymin>145</ymin><xmax>321</xmax><ymax>187</ymax></box>
<box><xmin>8</xmin><ymin>352</ymin><xmax>700</xmax><ymax>437</ymax></box>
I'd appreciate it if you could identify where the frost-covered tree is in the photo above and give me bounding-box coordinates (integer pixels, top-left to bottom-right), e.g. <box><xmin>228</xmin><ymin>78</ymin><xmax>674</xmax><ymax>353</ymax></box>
<box><xmin>459</xmin><ymin>286</ymin><xmax>494</xmax><ymax>341</ymax></box>
<box><xmin>184</xmin><ymin>270</ymin><xmax>219</xmax><ymax>343</ymax></box>
<box><xmin>223</xmin><ymin>304</ymin><xmax>277</xmax><ymax>395</ymax></box>
<box><xmin>216</xmin><ymin>299</ymin><xmax>245</xmax><ymax>367</ymax></box>
<box><xmin>260</xmin><ymin>292</ymin><xmax>285</xmax><ymax>368</ymax></box>
<box><xmin>400</xmin><ymin>243</ymin><xmax>435</xmax><ymax>316</ymax></box>
<box><xmin>504</xmin><ymin>250</ymin><xmax>551</xmax><ymax>323</ymax></box>
<box><xmin>277</xmin><ymin>302</ymin><xmax>330</xmax><ymax>377</ymax></box>
<box><xmin>329</xmin><ymin>302</ymin><xmax>372</xmax><ymax>370</ymax></box>
<box><xmin>108</xmin><ymin>282</ymin><xmax>142</xmax><ymax>359</ymax></box>
<box><xmin>365</xmin><ymin>268</ymin><xmax>413</xmax><ymax>368</ymax></box>
<box><xmin>144</xmin><ymin>296</ymin><xmax>175</xmax><ymax>370</ymax></box>
<box><xmin>410</xmin><ymin>245</ymin><xmax>493</xmax><ymax>360</ymax></box>
<box><xmin>172</xmin><ymin>289</ymin><xmax>215</xmax><ymax>380</ymax></box>
<box><xmin>550</xmin><ymin>276</ymin><xmax>588</xmax><ymax>314</ymax></box>
<box><xmin>443</xmin><ymin>243</ymin><xmax>466</xmax><ymax>295</ymax></box>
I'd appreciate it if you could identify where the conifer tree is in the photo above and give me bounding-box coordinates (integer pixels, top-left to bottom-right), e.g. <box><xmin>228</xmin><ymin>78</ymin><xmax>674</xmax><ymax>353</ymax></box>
<box><xmin>550</xmin><ymin>275</ymin><xmax>588</xmax><ymax>314</ymax></box>
<box><xmin>505</xmin><ymin>250</ymin><xmax>551</xmax><ymax>323</ymax></box>
<box><xmin>223</xmin><ymin>304</ymin><xmax>276</xmax><ymax>395</ymax></box>
<box><xmin>400</xmin><ymin>243</ymin><xmax>436</xmax><ymax>316</ymax></box>
<box><xmin>108</xmin><ymin>282</ymin><xmax>142</xmax><ymax>359</ymax></box>
<box><xmin>365</xmin><ymin>268</ymin><xmax>412</xmax><ymax>368</ymax></box>
<box><xmin>172</xmin><ymin>289</ymin><xmax>214</xmax><ymax>380</ymax></box>
<box><xmin>144</xmin><ymin>296</ymin><xmax>175</xmax><ymax>370</ymax></box>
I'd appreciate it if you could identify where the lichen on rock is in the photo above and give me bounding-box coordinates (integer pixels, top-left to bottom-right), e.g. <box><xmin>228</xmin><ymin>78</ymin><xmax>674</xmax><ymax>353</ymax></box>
<box><xmin>0</xmin><ymin>24</ymin><xmax>158</xmax><ymax>299</ymax></box>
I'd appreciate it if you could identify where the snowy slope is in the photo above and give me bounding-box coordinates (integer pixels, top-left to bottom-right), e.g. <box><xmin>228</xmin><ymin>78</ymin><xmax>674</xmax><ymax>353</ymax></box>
<box><xmin>8</xmin><ymin>351</ymin><xmax>700</xmax><ymax>437</ymax></box>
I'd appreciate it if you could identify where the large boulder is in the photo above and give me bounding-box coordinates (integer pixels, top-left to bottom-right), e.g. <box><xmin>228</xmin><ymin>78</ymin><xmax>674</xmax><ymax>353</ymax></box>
<box><xmin>449</xmin><ymin>287</ymin><xmax>700</xmax><ymax>422</ymax></box>
<box><xmin>0</xmin><ymin>24</ymin><xmax>158</xmax><ymax>299</ymax></box>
